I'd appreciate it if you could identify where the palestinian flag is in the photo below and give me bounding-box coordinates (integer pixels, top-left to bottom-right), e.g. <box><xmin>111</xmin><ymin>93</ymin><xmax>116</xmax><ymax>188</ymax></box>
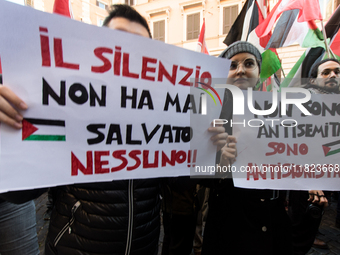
<box><xmin>22</xmin><ymin>118</ymin><xmax>66</xmax><ymax>141</ymax></box>
<box><xmin>255</xmin><ymin>0</ymin><xmax>323</xmax><ymax>39</ymax></box>
<box><xmin>322</xmin><ymin>140</ymin><xmax>340</xmax><ymax>157</ymax></box>
<box><xmin>223</xmin><ymin>0</ymin><xmax>281</xmax><ymax>88</ymax></box>
<box><xmin>265</xmin><ymin>10</ymin><xmax>326</xmax><ymax>50</ymax></box>
<box><xmin>224</xmin><ymin>0</ymin><xmax>269</xmax><ymax>45</ymax></box>
<box><xmin>254</xmin><ymin>0</ymin><xmax>323</xmax><ymax>88</ymax></box>
<box><xmin>280</xmin><ymin>47</ymin><xmax>325</xmax><ymax>88</ymax></box>
<box><xmin>280</xmin><ymin>5</ymin><xmax>340</xmax><ymax>89</ymax></box>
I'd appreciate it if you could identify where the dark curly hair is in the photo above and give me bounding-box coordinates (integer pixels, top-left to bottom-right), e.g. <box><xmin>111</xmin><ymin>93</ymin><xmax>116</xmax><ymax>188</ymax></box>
<box><xmin>103</xmin><ymin>4</ymin><xmax>152</xmax><ymax>38</ymax></box>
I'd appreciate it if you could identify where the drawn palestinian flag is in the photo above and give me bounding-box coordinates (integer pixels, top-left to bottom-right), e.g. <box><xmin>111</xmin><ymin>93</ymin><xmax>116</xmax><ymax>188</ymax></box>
<box><xmin>322</xmin><ymin>140</ymin><xmax>340</xmax><ymax>157</ymax></box>
<box><xmin>22</xmin><ymin>118</ymin><xmax>66</xmax><ymax>141</ymax></box>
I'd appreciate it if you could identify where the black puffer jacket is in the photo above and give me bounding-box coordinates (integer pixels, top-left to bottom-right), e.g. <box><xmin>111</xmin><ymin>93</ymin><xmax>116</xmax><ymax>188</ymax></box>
<box><xmin>45</xmin><ymin>179</ymin><xmax>161</xmax><ymax>255</ymax></box>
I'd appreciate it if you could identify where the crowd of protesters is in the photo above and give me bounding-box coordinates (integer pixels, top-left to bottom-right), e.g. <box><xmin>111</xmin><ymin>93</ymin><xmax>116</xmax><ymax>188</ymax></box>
<box><xmin>0</xmin><ymin>4</ymin><xmax>339</xmax><ymax>255</ymax></box>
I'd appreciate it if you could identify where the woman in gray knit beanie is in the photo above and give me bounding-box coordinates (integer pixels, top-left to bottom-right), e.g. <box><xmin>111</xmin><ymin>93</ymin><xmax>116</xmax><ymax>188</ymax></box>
<box><xmin>219</xmin><ymin>41</ymin><xmax>262</xmax><ymax>90</ymax></box>
<box><xmin>202</xmin><ymin>41</ymin><xmax>293</xmax><ymax>255</ymax></box>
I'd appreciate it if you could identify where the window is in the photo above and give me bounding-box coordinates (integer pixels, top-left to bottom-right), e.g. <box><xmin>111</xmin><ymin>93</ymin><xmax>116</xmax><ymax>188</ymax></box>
<box><xmin>147</xmin><ymin>8</ymin><xmax>169</xmax><ymax>42</ymax></box>
<box><xmin>180</xmin><ymin>1</ymin><xmax>203</xmax><ymax>42</ymax></box>
<box><xmin>96</xmin><ymin>0</ymin><xmax>107</xmax><ymax>10</ymax></box>
<box><xmin>153</xmin><ymin>20</ymin><xmax>165</xmax><ymax>42</ymax></box>
<box><xmin>97</xmin><ymin>18</ymin><xmax>104</xmax><ymax>27</ymax></box>
<box><xmin>125</xmin><ymin>0</ymin><xmax>135</xmax><ymax>6</ymax></box>
<box><xmin>25</xmin><ymin>0</ymin><xmax>33</xmax><ymax>6</ymax></box>
<box><xmin>223</xmin><ymin>5</ymin><xmax>238</xmax><ymax>34</ymax></box>
<box><xmin>187</xmin><ymin>12</ymin><xmax>200</xmax><ymax>40</ymax></box>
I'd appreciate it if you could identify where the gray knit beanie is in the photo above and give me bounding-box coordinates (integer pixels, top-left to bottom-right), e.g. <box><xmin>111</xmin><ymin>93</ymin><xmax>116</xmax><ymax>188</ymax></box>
<box><xmin>219</xmin><ymin>41</ymin><xmax>262</xmax><ymax>72</ymax></box>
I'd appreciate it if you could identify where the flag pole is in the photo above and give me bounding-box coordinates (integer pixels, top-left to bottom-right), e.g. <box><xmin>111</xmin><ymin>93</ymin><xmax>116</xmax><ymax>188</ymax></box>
<box><xmin>329</xmin><ymin>48</ymin><xmax>337</xmax><ymax>59</ymax></box>
<box><xmin>281</xmin><ymin>67</ymin><xmax>286</xmax><ymax>78</ymax></box>
<box><xmin>320</xmin><ymin>20</ymin><xmax>331</xmax><ymax>58</ymax></box>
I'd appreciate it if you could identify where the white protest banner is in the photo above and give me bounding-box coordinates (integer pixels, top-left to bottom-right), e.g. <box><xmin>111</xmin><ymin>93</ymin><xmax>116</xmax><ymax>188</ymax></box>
<box><xmin>232</xmin><ymin>91</ymin><xmax>340</xmax><ymax>190</ymax></box>
<box><xmin>0</xmin><ymin>1</ymin><xmax>229</xmax><ymax>192</ymax></box>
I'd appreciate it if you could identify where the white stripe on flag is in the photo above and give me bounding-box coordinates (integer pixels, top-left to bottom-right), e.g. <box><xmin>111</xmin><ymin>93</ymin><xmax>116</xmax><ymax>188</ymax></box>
<box><xmin>241</xmin><ymin>0</ymin><xmax>255</xmax><ymax>41</ymax></box>
<box><xmin>248</xmin><ymin>29</ymin><xmax>265</xmax><ymax>53</ymax></box>
<box><xmin>282</xmin><ymin>16</ymin><xmax>309</xmax><ymax>47</ymax></box>
<box><xmin>34</xmin><ymin>124</ymin><xmax>65</xmax><ymax>135</ymax></box>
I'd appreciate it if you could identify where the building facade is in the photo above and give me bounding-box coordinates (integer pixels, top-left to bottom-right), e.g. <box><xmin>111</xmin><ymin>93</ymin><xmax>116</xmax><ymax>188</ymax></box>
<box><xmin>24</xmin><ymin>0</ymin><xmax>340</xmax><ymax>75</ymax></box>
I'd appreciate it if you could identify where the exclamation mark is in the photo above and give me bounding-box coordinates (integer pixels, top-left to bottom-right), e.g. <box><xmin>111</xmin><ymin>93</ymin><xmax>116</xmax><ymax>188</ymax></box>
<box><xmin>187</xmin><ymin>150</ymin><xmax>191</xmax><ymax>167</ymax></box>
<box><xmin>191</xmin><ymin>150</ymin><xmax>197</xmax><ymax>167</ymax></box>
<box><xmin>187</xmin><ymin>150</ymin><xmax>198</xmax><ymax>167</ymax></box>
<box><xmin>192</xmin><ymin>150</ymin><xmax>197</xmax><ymax>167</ymax></box>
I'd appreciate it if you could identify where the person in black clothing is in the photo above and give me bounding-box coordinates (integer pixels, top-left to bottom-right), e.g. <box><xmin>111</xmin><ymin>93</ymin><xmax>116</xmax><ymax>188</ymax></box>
<box><xmin>0</xmin><ymin>6</ymin><xmax>160</xmax><ymax>255</ymax></box>
<box><xmin>288</xmin><ymin>58</ymin><xmax>337</xmax><ymax>254</ymax></box>
<box><xmin>202</xmin><ymin>41</ymin><xmax>293</xmax><ymax>255</ymax></box>
<box><xmin>0</xmin><ymin>5</ymin><xmax>228</xmax><ymax>255</ymax></box>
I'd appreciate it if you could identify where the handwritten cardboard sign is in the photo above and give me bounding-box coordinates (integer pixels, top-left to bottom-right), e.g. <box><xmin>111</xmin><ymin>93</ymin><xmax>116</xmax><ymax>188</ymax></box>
<box><xmin>232</xmin><ymin>91</ymin><xmax>340</xmax><ymax>190</ymax></box>
<box><xmin>0</xmin><ymin>1</ymin><xmax>229</xmax><ymax>192</ymax></box>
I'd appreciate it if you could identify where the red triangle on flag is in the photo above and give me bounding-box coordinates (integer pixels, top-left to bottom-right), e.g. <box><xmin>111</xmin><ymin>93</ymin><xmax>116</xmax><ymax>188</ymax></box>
<box><xmin>322</xmin><ymin>145</ymin><xmax>331</xmax><ymax>156</ymax></box>
<box><xmin>22</xmin><ymin>119</ymin><xmax>38</xmax><ymax>140</ymax></box>
<box><xmin>330</xmin><ymin>30</ymin><xmax>340</xmax><ymax>56</ymax></box>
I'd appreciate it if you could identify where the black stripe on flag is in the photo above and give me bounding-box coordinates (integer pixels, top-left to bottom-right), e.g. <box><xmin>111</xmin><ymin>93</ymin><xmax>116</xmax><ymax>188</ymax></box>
<box><xmin>24</xmin><ymin>118</ymin><xmax>65</xmax><ymax>127</ymax></box>
<box><xmin>265</xmin><ymin>9</ymin><xmax>299</xmax><ymax>49</ymax></box>
<box><xmin>323</xmin><ymin>140</ymin><xmax>340</xmax><ymax>147</ymax></box>
<box><xmin>223</xmin><ymin>0</ymin><xmax>254</xmax><ymax>45</ymax></box>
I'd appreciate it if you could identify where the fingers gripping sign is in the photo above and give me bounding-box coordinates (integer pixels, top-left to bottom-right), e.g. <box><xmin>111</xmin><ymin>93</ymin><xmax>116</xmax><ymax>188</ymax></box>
<box><xmin>220</xmin><ymin>135</ymin><xmax>237</xmax><ymax>167</ymax></box>
<box><xmin>208</xmin><ymin>119</ymin><xmax>228</xmax><ymax>152</ymax></box>
<box><xmin>207</xmin><ymin>119</ymin><xmax>237</xmax><ymax>167</ymax></box>
<box><xmin>0</xmin><ymin>85</ymin><xmax>27</xmax><ymax>129</ymax></box>
<box><xmin>308</xmin><ymin>190</ymin><xmax>328</xmax><ymax>207</ymax></box>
